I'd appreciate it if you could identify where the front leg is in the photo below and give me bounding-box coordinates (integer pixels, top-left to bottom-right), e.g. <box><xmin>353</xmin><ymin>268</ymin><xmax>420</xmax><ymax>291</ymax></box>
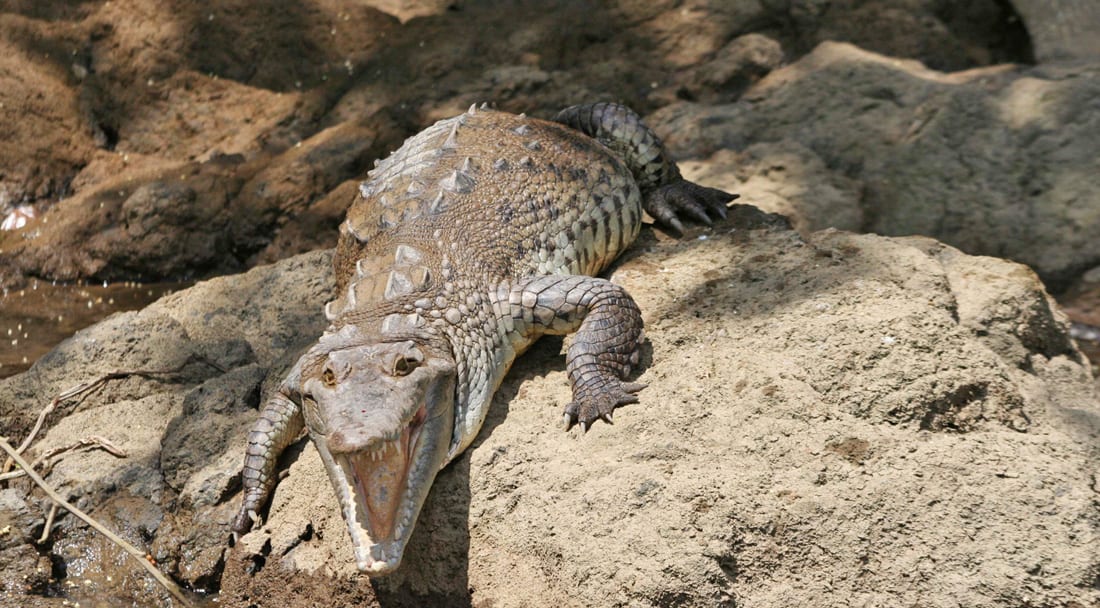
<box><xmin>232</xmin><ymin>388</ymin><xmax>304</xmax><ymax>535</ymax></box>
<box><xmin>511</xmin><ymin>275</ymin><xmax>646</xmax><ymax>431</ymax></box>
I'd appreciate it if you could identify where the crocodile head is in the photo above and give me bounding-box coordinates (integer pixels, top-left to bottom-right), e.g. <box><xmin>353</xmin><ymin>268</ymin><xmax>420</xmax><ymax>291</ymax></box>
<box><xmin>299</xmin><ymin>326</ymin><xmax>456</xmax><ymax>575</ymax></box>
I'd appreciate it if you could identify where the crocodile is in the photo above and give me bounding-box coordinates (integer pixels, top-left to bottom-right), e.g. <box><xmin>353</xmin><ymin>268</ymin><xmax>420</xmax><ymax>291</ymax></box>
<box><xmin>231</xmin><ymin>102</ymin><xmax>735</xmax><ymax>575</ymax></box>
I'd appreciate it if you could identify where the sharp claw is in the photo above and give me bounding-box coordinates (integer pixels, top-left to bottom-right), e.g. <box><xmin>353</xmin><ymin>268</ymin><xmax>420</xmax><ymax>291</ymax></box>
<box><xmin>686</xmin><ymin>204</ymin><xmax>713</xmax><ymax>225</ymax></box>
<box><xmin>680</xmin><ymin>194</ymin><xmax>713</xmax><ymax>223</ymax></box>
<box><xmin>622</xmin><ymin>382</ymin><xmax>647</xmax><ymax>393</ymax></box>
<box><xmin>580</xmin><ymin>421</ymin><xmax>588</xmax><ymax>433</ymax></box>
<box><xmin>668</xmin><ymin>216</ymin><xmax>685</xmax><ymax>233</ymax></box>
<box><xmin>600</xmin><ymin>411</ymin><xmax>614</xmax><ymax>424</ymax></box>
<box><xmin>563</xmin><ymin>413</ymin><xmax>573</xmax><ymax>431</ymax></box>
<box><xmin>719</xmin><ymin>192</ymin><xmax>739</xmax><ymax>209</ymax></box>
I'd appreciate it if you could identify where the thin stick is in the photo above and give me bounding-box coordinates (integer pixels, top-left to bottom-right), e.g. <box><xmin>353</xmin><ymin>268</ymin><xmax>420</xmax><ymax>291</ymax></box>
<box><xmin>15</xmin><ymin>370</ymin><xmax>160</xmax><ymax>455</ymax></box>
<box><xmin>2</xmin><ymin>355</ymin><xmax>223</xmax><ymax>474</ymax></box>
<box><xmin>0</xmin><ymin>469</ymin><xmax>26</xmax><ymax>482</ymax></box>
<box><xmin>0</xmin><ymin>437</ymin><xmax>194</xmax><ymax>608</ymax></box>
<box><xmin>0</xmin><ymin>436</ymin><xmax>128</xmax><ymax>482</ymax></box>
<box><xmin>38</xmin><ymin>504</ymin><xmax>58</xmax><ymax>544</ymax></box>
<box><xmin>36</xmin><ymin>435</ymin><xmax>128</xmax><ymax>463</ymax></box>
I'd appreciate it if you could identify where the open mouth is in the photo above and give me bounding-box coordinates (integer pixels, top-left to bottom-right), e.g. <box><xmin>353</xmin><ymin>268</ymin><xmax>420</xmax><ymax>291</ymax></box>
<box><xmin>334</xmin><ymin>404</ymin><xmax>428</xmax><ymax>568</ymax></box>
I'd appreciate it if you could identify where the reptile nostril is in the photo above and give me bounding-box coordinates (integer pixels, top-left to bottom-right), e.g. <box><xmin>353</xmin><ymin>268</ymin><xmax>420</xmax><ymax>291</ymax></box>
<box><xmin>328</xmin><ymin>431</ymin><xmax>352</xmax><ymax>453</ymax></box>
<box><xmin>322</xmin><ymin>366</ymin><xmax>337</xmax><ymax>387</ymax></box>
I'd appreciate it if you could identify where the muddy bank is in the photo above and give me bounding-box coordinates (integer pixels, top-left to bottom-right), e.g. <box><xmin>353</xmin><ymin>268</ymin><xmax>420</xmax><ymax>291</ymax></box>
<box><xmin>1</xmin><ymin>0</ymin><xmax>1034</xmax><ymax>291</ymax></box>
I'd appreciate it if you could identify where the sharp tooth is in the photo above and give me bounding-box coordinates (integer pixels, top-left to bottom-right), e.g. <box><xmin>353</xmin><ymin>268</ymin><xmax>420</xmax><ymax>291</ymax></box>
<box><xmin>347</xmin><ymin>282</ymin><xmax>357</xmax><ymax>308</ymax></box>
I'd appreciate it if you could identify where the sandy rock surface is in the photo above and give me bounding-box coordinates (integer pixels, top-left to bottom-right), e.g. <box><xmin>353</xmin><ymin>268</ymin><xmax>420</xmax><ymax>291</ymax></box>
<box><xmin>1011</xmin><ymin>0</ymin><xmax>1100</xmax><ymax>62</ymax></box>
<box><xmin>3</xmin><ymin>207</ymin><xmax>1098</xmax><ymax>607</ymax></box>
<box><xmin>2</xmin><ymin>1</ymin><xmax>1100</xmax><ymax>607</ymax></box>
<box><xmin>650</xmin><ymin>42</ymin><xmax>1100</xmax><ymax>290</ymax></box>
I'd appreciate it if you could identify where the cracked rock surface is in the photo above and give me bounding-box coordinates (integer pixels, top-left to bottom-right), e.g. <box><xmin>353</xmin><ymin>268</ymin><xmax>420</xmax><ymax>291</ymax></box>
<box><xmin>2</xmin><ymin>207</ymin><xmax>1097</xmax><ymax>607</ymax></box>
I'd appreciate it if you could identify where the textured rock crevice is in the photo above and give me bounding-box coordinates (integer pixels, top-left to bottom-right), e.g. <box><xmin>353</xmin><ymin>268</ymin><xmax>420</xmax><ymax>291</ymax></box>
<box><xmin>655</xmin><ymin>41</ymin><xmax>1100</xmax><ymax>290</ymax></box>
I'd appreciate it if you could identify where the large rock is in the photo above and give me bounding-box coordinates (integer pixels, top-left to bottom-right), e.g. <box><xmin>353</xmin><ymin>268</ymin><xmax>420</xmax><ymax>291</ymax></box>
<box><xmin>0</xmin><ymin>118</ymin><xmax>397</xmax><ymax>286</ymax></box>
<box><xmin>651</xmin><ymin>42</ymin><xmax>1100</xmax><ymax>289</ymax></box>
<box><xmin>1011</xmin><ymin>0</ymin><xmax>1100</xmax><ymax>62</ymax></box>
<box><xmin>0</xmin><ymin>250</ymin><xmax>334</xmax><ymax>606</ymax></box>
<box><xmin>0</xmin><ymin>0</ymin><xmax>1035</xmax><ymax>290</ymax></box>
<box><xmin>1</xmin><ymin>205</ymin><xmax>1096</xmax><ymax>607</ymax></box>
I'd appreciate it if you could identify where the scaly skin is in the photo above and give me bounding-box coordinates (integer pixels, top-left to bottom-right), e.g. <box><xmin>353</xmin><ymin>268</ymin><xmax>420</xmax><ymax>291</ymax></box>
<box><xmin>233</xmin><ymin>102</ymin><xmax>736</xmax><ymax>574</ymax></box>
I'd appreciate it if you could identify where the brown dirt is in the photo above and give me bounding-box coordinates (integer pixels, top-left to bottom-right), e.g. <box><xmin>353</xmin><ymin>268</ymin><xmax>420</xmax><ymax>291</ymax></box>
<box><xmin>0</xmin><ymin>0</ymin><xmax>1032</xmax><ymax>287</ymax></box>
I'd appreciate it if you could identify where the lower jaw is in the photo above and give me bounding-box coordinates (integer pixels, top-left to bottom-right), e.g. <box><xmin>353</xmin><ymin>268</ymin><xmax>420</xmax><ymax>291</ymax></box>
<box><xmin>355</xmin><ymin>544</ymin><xmax>401</xmax><ymax>574</ymax></box>
<box><xmin>322</xmin><ymin>405</ymin><xmax>450</xmax><ymax>576</ymax></box>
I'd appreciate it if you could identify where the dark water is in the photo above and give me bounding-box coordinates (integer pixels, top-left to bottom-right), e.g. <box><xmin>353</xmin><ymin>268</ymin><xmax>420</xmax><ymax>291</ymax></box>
<box><xmin>0</xmin><ymin>280</ymin><xmax>190</xmax><ymax>379</ymax></box>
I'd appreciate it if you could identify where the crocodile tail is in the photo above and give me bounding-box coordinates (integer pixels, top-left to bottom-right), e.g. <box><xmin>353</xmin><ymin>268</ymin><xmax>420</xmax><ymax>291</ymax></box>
<box><xmin>553</xmin><ymin>102</ymin><xmax>681</xmax><ymax>194</ymax></box>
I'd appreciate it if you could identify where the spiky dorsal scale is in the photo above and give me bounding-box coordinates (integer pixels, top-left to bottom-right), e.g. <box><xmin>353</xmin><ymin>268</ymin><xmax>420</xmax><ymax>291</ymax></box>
<box><xmin>330</xmin><ymin>108</ymin><xmax>643</xmax><ymax>322</ymax></box>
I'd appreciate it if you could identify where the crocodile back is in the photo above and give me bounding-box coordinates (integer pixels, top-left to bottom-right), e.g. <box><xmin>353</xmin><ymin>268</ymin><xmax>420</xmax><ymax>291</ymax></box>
<box><xmin>328</xmin><ymin>108</ymin><xmax>643</xmax><ymax>324</ymax></box>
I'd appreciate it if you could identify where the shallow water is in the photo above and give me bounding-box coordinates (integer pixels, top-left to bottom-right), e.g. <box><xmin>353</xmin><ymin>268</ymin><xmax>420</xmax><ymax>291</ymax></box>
<box><xmin>0</xmin><ymin>280</ymin><xmax>190</xmax><ymax>379</ymax></box>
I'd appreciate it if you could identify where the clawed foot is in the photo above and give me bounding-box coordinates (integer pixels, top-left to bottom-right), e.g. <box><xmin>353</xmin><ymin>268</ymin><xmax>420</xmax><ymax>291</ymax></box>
<box><xmin>563</xmin><ymin>381</ymin><xmax>647</xmax><ymax>432</ymax></box>
<box><xmin>645</xmin><ymin>179</ymin><xmax>738</xmax><ymax>234</ymax></box>
<box><xmin>230</xmin><ymin>506</ymin><xmax>262</xmax><ymax>541</ymax></box>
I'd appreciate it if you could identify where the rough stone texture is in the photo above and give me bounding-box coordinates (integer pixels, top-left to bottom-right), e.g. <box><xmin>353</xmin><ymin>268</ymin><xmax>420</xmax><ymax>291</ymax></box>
<box><xmin>779</xmin><ymin>0</ymin><xmax>1034</xmax><ymax>70</ymax></box>
<box><xmin>679</xmin><ymin>143</ymin><xmax>863</xmax><ymax>236</ymax></box>
<box><xmin>0</xmin><ymin>118</ymin><xmax>397</xmax><ymax>286</ymax></box>
<box><xmin>0</xmin><ymin>251</ymin><xmax>334</xmax><ymax>607</ymax></box>
<box><xmin>2</xmin><ymin>1</ymin><xmax>1099</xmax><ymax>606</ymax></box>
<box><xmin>0</xmin><ymin>0</ymin><xmax>1034</xmax><ymax>289</ymax></box>
<box><xmin>1011</xmin><ymin>0</ymin><xmax>1100</xmax><ymax>62</ymax></box>
<box><xmin>650</xmin><ymin>42</ymin><xmax>1100</xmax><ymax>289</ymax></box>
<box><xmin>2</xmin><ymin>208</ymin><xmax>1097</xmax><ymax>607</ymax></box>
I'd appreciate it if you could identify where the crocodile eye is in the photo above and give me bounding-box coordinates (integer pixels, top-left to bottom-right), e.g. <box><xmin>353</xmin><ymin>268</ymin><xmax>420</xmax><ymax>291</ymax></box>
<box><xmin>321</xmin><ymin>366</ymin><xmax>337</xmax><ymax>387</ymax></box>
<box><xmin>392</xmin><ymin>356</ymin><xmax>418</xmax><ymax>377</ymax></box>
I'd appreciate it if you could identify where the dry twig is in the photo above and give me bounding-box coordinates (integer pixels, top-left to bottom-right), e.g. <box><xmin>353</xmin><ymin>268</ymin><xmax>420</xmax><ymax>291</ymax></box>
<box><xmin>38</xmin><ymin>504</ymin><xmax>58</xmax><ymax>544</ymax></box>
<box><xmin>2</xmin><ymin>355</ymin><xmax>222</xmax><ymax>474</ymax></box>
<box><xmin>0</xmin><ymin>435</ymin><xmax>128</xmax><ymax>483</ymax></box>
<box><xmin>0</xmin><ymin>437</ymin><xmax>195</xmax><ymax>608</ymax></box>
